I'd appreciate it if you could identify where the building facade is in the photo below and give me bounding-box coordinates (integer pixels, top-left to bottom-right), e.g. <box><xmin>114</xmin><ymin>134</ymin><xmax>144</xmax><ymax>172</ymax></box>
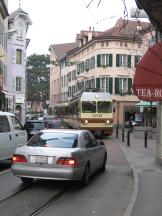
<box><xmin>7</xmin><ymin>7</ymin><xmax>32</xmax><ymax>124</ymax></box>
<box><xmin>0</xmin><ymin>0</ymin><xmax>9</xmax><ymax>111</ymax></box>
<box><xmin>49</xmin><ymin>18</ymin><xmax>153</xmax><ymax>126</ymax></box>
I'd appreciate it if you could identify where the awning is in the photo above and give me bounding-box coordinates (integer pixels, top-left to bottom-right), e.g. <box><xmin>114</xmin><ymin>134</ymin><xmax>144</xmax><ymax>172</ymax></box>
<box><xmin>133</xmin><ymin>41</ymin><xmax>162</xmax><ymax>102</ymax></box>
<box><xmin>135</xmin><ymin>101</ymin><xmax>158</xmax><ymax>107</ymax></box>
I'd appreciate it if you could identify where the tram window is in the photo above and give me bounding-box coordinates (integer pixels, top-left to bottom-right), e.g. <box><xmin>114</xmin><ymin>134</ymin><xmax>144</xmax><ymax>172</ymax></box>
<box><xmin>98</xmin><ymin>101</ymin><xmax>112</xmax><ymax>113</ymax></box>
<box><xmin>82</xmin><ymin>101</ymin><xmax>96</xmax><ymax>113</ymax></box>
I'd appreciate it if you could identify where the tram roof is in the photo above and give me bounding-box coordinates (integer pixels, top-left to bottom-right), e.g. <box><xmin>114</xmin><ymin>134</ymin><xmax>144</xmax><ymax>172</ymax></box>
<box><xmin>80</xmin><ymin>92</ymin><xmax>112</xmax><ymax>101</ymax></box>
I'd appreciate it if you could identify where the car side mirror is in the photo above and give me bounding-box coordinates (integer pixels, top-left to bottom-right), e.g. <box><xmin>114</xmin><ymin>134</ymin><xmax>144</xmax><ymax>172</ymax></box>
<box><xmin>99</xmin><ymin>140</ymin><xmax>104</xmax><ymax>145</ymax></box>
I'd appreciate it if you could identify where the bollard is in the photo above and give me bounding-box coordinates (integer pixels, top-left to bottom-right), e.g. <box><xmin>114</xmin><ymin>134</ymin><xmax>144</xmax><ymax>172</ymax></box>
<box><xmin>122</xmin><ymin>127</ymin><xmax>124</xmax><ymax>142</ymax></box>
<box><xmin>116</xmin><ymin>125</ymin><xmax>119</xmax><ymax>138</ymax></box>
<box><xmin>144</xmin><ymin>131</ymin><xmax>148</xmax><ymax>148</ymax></box>
<box><xmin>127</xmin><ymin>130</ymin><xmax>130</xmax><ymax>146</ymax></box>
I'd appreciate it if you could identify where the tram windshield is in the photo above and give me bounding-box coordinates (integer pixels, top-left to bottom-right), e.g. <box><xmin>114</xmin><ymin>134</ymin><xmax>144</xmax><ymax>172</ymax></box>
<box><xmin>82</xmin><ymin>101</ymin><xmax>112</xmax><ymax>113</ymax></box>
<box><xmin>82</xmin><ymin>101</ymin><xmax>96</xmax><ymax>113</ymax></box>
<box><xmin>98</xmin><ymin>101</ymin><xmax>112</xmax><ymax>113</ymax></box>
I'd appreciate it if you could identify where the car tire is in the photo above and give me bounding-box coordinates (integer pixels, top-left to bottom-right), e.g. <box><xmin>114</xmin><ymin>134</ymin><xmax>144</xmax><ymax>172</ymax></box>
<box><xmin>80</xmin><ymin>164</ymin><xmax>90</xmax><ymax>186</ymax></box>
<box><xmin>101</xmin><ymin>153</ymin><xmax>107</xmax><ymax>171</ymax></box>
<box><xmin>20</xmin><ymin>177</ymin><xmax>33</xmax><ymax>184</ymax></box>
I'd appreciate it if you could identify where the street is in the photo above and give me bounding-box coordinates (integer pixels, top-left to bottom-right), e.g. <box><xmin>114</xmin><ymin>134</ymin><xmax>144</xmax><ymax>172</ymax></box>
<box><xmin>0</xmin><ymin>136</ymin><xmax>133</xmax><ymax>216</ymax></box>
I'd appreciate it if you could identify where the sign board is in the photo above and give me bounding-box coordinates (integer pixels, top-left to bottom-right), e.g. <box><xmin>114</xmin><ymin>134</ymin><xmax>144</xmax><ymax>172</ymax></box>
<box><xmin>135</xmin><ymin>88</ymin><xmax>162</xmax><ymax>101</ymax></box>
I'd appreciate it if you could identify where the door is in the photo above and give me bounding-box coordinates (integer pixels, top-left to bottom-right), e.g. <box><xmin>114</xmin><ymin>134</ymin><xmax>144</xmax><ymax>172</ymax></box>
<box><xmin>0</xmin><ymin>115</ymin><xmax>15</xmax><ymax>160</ymax></box>
<box><xmin>83</xmin><ymin>132</ymin><xmax>100</xmax><ymax>173</ymax></box>
<box><xmin>10</xmin><ymin>116</ymin><xmax>27</xmax><ymax>148</ymax></box>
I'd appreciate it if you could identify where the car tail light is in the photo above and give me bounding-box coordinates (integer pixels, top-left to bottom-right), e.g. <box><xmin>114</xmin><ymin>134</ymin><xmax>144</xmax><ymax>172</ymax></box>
<box><xmin>56</xmin><ymin>157</ymin><xmax>77</xmax><ymax>166</ymax></box>
<box><xmin>12</xmin><ymin>155</ymin><xmax>27</xmax><ymax>163</ymax></box>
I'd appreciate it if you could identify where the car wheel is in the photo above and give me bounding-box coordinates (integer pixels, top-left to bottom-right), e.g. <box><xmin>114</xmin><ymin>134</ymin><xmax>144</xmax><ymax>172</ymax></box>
<box><xmin>80</xmin><ymin>164</ymin><xmax>90</xmax><ymax>186</ymax></box>
<box><xmin>21</xmin><ymin>177</ymin><xmax>33</xmax><ymax>184</ymax></box>
<box><xmin>101</xmin><ymin>153</ymin><xmax>107</xmax><ymax>171</ymax></box>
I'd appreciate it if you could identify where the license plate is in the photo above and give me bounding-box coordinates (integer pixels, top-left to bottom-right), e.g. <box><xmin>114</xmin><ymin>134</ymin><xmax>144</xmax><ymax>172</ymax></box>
<box><xmin>35</xmin><ymin>156</ymin><xmax>48</xmax><ymax>163</ymax></box>
<box><xmin>30</xmin><ymin>156</ymin><xmax>54</xmax><ymax>164</ymax></box>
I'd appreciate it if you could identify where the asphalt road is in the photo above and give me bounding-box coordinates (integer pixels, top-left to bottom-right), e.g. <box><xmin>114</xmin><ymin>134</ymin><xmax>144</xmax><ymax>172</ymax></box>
<box><xmin>0</xmin><ymin>137</ymin><xmax>134</xmax><ymax>216</ymax></box>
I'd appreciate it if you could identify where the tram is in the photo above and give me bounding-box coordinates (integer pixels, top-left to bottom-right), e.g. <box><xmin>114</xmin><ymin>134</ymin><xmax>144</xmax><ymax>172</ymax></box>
<box><xmin>67</xmin><ymin>89</ymin><xmax>113</xmax><ymax>136</ymax></box>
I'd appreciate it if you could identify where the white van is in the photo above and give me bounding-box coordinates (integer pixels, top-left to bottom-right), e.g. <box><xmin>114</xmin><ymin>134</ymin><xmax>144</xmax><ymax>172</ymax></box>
<box><xmin>0</xmin><ymin>111</ymin><xmax>27</xmax><ymax>161</ymax></box>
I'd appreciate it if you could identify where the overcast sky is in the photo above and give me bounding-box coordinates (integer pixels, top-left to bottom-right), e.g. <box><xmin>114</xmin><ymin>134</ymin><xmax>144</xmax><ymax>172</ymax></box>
<box><xmin>8</xmin><ymin>0</ymin><xmax>139</xmax><ymax>56</ymax></box>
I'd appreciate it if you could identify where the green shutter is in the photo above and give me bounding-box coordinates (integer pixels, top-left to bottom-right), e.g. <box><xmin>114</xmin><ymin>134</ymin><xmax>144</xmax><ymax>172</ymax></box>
<box><xmin>96</xmin><ymin>78</ymin><xmax>100</xmax><ymax>90</ymax></box>
<box><xmin>116</xmin><ymin>54</ymin><xmax>119</xmax><ymax>67</ymax></box>
<box><xmin>134</xmin><ymin>55</ymin><xmax>138</xmax><ymax>67</ymax></box>
<box><xmin>115</xmin><ymin>77</ymin><xmax>120</xmax><ymax>94</ymax></box>
<box><xmin>77</xmin><ymin>64</ymin><xmax>80</xmax><ymax>74</ymax></box>
<box><xmin>127</xmin><ymin>55</ymin><xmax>131</xmax><ymax>68</ymax></box>
<box><xmin>109</xmin><ymin>54</ymin><xmax>113</xmax><ymax>67</ymax></box>
<box><xmin>97</xmin><ymin>55</ymin><xmax>101</xmax><ymax>67</ymax></box>
<box><xmin>128</xmin><ymin>78</ymin><xmax>132</xmax><ymax>95</ymax></box>
<box><xmin>109</xmin><ymin>77</ymin><xmax>113</xmax><ymax>94</ymax></box>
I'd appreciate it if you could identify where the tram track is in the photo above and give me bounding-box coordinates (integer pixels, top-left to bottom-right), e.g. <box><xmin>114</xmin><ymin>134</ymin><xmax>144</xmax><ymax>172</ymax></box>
<box><xmin>0</xmin><ymin>179</ymin><xmax>74</xmax><ymax>216</ymax></box>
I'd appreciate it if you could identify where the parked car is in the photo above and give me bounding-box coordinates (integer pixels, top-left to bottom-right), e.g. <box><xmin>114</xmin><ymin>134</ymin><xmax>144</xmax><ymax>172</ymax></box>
<box><xmin>11</xmin><ymin>129</ymin><xmax>107</xmax><ymax>186</ymax></box>
<box><xmin>45</xmin><ymin>119</ymin><xmax>69</xmax><ymax>129</ymax></box>
<box><xmin>24</xmin><ymin>119</ymin><xmax>45</xmax><ymax>140</ymax></box>
<box><xmin>0</xmin><ymin>111</ymin><xmax>27</xmax><ymax>161</ymax></box>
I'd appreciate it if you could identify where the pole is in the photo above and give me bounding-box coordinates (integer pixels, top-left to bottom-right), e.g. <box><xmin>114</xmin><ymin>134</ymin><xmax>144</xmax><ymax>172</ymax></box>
<box><xmin>127</xmin><ymin>130</ymin><xmax>130</xmax><ymax>146</ymax></box>
<box><xmin>116</xmin><ymin>124</ymin><xmax>119</xmax><ymax>138</ymax></box>
<box><xmin>144</xmin><ymin>131</ymin><xmax>148</xmax><ymax>148</ymax></box>
<box><xmin>122</xmin><ymin>127</ymin><xmax>124</xmax><ymax>142</ymax></box>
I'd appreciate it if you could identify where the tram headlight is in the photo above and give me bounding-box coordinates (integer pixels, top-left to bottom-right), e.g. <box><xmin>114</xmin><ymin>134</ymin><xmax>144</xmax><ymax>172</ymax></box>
<box><xmin>83</xmin><ymin>119</ymin><xmax>88</xmax><ymax>125</ymax></box>
<box><xmin>106</xmin><ymin>120</ymin><xmax>110</xmax><ymax>124</ymax></box>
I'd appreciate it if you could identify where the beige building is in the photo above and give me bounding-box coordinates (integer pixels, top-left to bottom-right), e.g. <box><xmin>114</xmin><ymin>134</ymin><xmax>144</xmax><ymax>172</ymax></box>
<box><xmin>49</xmin><ymin>43</ymin><xmax>78</xmax><ymax>109</ymax></box>
<box><xmin>49</xmin><ymin>18</ymin><xmax>153</xmax><ymax>126</ymax></box>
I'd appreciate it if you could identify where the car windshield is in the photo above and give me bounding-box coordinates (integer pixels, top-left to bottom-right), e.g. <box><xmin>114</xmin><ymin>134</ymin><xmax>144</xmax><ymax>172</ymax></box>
<box><xmin>25</xmin><ymin>122</ymin><xmax>45</xmax><ymax>130</ymax></box>
<box><xmin>27</xmin><ymin>132</ymin><xmax>78</xmax><ymax>148</ymax></box>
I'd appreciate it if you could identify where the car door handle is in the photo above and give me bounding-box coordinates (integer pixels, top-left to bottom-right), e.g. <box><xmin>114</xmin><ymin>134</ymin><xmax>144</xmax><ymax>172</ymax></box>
<box><xmin>15</xmin><ymin>133</ymin><xmax>18</xmax><ymax>137</ymax></box>
<box><xmin>9</xmin><ymin>134</ymin><xmax>12</xmax><ymax>140</ymax></box>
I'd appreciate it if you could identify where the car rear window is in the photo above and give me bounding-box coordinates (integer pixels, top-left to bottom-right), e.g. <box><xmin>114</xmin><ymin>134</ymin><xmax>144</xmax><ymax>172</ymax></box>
<box><xmin>27</xmin><ymin>132</ymin><xmax>78</xmax><ymax>148</ymax></box>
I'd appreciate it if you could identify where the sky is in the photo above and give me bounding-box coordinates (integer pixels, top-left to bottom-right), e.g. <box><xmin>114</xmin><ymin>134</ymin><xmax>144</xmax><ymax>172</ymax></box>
<box><xmin>8</xmin><ymin>0</ymin><xmax>140</xmax><ymax>56</ymax></box>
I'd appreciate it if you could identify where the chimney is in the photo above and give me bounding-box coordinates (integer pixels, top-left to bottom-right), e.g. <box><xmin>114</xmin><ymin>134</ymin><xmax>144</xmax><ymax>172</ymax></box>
<box><xmin>89</xmin><ymin>26</ymin><xmax>91</xmax><ymax>31</ymax></box>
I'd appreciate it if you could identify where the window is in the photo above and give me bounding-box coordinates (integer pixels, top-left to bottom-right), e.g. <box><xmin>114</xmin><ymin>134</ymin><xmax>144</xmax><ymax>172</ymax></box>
<box><xmin>84</xmin><ymin>132</ymin><xmax>98</xmax><ymax>148</ymax></box>
<box><xmin>116</xmin><ymin>54</ymin><xmax>131</xmax><ymax>68</ymax></box>
<box><xmin>100</xmin><ymin>77</ymin><xmax>109</xmax><ymax>92</ymax></box>
<box><xmin>0</xmin><ymin>116</ymin><xmax>10</xmax><ymax>132</ymax></box>
<box><xmin>17</xmin><ymin>28</ymin><xmax>23</xmax><ymax>38</ymax></box>
<box><xmin>97</xmin><ymin>54</ymin><xmax>112</xmax><ymax>67</ymax></box>
<box><xmin>100</xmin><ymin>77</ymin><xmax>113</xmax><ymax>93</ymax></box>
<box><xmin>115</xmin><ymin>77</ymin><xmax>132</xmax><ymax>95</ymax></box>
<box><xmin>16</xmin><ymin>77</ymin><xmax>22</xmax><ymax>91</ymax></box>
<box><xmin>82</xmin><ymin>101</ymin><xmax>96</xmax><ymax>113</ymax></box>
<box><xmin>16</xmin><ymin>49</ymin><xmax>22</xmax><ymax>64</ymax></box>
<box><xmin>134</xmin><ymin>55</ymin><xmax>142</xmax><ymax>67</ymax></box>
<box><xmin>11</xmin><ymin>116</ymin><xmax>22</xmax><ymax>130</ymax></box>
<box><xmin>98</xmin><ymin>101</ymin><xmax>112</xmax><ymax>113</ymax></box>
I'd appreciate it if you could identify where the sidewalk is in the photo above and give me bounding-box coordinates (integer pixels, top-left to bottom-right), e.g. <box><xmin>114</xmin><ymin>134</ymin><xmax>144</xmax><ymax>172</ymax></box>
<box><xmin>113</xmin><ymin>128</ymin><xmax>162</xmax><ymax>216</ymax></box>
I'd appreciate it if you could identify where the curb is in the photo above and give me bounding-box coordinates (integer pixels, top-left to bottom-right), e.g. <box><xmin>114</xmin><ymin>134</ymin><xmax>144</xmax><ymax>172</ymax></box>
<box><xmin>114</xmin><ymin>138</ymin><xmax>139</xmax><ymax>216</ymax></box>
<box><xmin>123</xmin><ymin>166</ymin><xmax>139</xmax><ymax>216</ymax></box>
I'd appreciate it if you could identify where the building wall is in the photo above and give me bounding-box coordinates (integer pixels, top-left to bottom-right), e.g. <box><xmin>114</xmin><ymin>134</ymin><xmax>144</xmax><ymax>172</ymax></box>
<box><xmin>49</xmin><ymin>50</ymin><xmax>61</xmax><ymax>107</ymax></box>
<box><xmin>7</xmin><ymin>8</ymin><xmax>31</xmax><ymax>124</ymax></box>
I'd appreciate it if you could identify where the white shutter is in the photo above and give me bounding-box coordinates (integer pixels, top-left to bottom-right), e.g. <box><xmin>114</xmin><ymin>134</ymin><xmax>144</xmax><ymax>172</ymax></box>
<box><xmin>12</xmin><ymin>49</ymin><xmax>16</xmax><ymax>64</ymax></box>
<box><xmin>12</xmin><ymin>77</ymin><xmax>15</xmax><ymax>91</ymax></box>
<box><xmin>23</xmin><ymin>51</ymin><xmax>26</xmax><ymax>66</ymax></box>
<box><xmin>22</xmin><ymin>77</ymin><xmax>25</xmax><ymax>92</ymax></box>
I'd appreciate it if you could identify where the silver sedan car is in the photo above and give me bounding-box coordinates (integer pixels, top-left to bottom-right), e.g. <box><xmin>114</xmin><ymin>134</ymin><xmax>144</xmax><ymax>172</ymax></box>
<box><xmin>11</xmin><ymin>129</ymin><xmax>107</xmax><ymax>186</ymax></box>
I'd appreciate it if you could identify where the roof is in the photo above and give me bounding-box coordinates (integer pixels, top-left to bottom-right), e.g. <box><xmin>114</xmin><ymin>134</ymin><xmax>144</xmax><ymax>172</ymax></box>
<box><xmin>49</xmin><ymin>42</ymin><xmax>78</xmax><ymax>59</ymax></box>
<box><xmin>9</xmin><ymin>7</ymin><xmax>32</xmax><ymax>25</ymax></box>
<box><xmin>96</xmin><ymin>18</ymin><xmax>152</xmax><ymax>40</ymax></box>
